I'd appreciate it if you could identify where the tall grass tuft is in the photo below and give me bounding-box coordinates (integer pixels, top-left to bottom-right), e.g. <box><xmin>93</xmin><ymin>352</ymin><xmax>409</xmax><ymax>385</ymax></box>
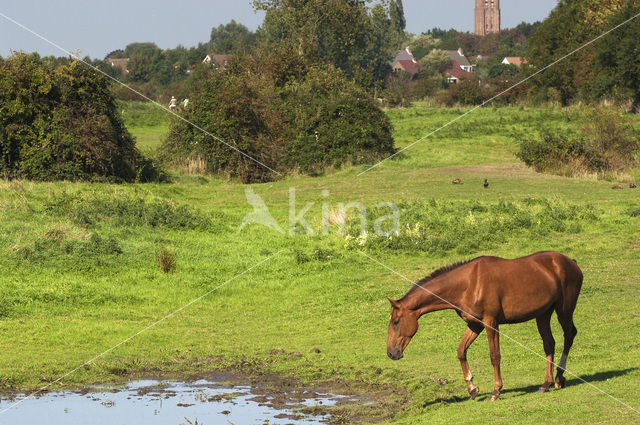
<box><xmin>156</xmin><ymin>244</ymin><xmax>177</xmax><ymax>273</ymax></box>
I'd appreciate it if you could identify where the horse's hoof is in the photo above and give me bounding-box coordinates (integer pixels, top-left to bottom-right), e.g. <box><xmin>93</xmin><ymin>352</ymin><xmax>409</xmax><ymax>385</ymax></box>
<box><xmin>554</xmin><ymin>376</ymin><xmax>566</xmax><ymax>389</ymax></box>
<box><xmin>490</xmin><ymin>393</ymin><xmax>501</xmax><ymax>401</ymax></box>
<box><xmin>469</xmin><ymin>386</ymin><xmax>479</xmax><ymax>400</ymax></box>
<box><xmin>537</xmin><ymin>386</ymin><xmax>549</xmax><ymax>394</ymax></box>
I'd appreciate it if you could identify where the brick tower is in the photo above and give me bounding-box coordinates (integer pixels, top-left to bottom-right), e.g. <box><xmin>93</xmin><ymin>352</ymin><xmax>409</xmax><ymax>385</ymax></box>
<box><xmin>475</xmin><ymin>0</ymin><xmax>500</xmax><ymax>36</ymax></box>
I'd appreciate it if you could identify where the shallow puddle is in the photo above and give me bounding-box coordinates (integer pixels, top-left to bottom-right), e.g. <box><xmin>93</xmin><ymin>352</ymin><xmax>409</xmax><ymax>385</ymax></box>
<box><xmin>0</xmin><ymin>379</ymin><xmax>371</xmax><ymax>425</ymax></box>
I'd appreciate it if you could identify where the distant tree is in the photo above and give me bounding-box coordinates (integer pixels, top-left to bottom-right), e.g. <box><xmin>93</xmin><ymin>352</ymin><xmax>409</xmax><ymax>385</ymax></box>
<box><xmin>149</xmin><ymin>51</ymin><xmax>173</xmax><ymax>86</ymax></box>
<box><xmin>128</xmin><ymin>52</ymin><xmax>152</xmax><ymax>82</ymax></box>
<box><xmin>418</xmin><ymin>50</ymin><xmax>451</xmax><ymax>79</ymax></box>
<box><xmin>124</xmin><ymin>42</ymin><xmax>161</xmax><ymax>58</ymax></box>
<box><xmin>527</xmin><ymin>0</ymin><xmax>625</xmax><ymax>104</ymax></box>
<box><xmin>424</xmin><ymin>27</ymin><xmax>460</xmax><ymax>50</ymax></box>
<box><xmin>209</xmin><ymin>20</ymin><xmax>257</xmax><ymax>54</ymax></box>
<box><xmin>90</xmin><ymin>58</ymin><xmax>123</xmax><ymax>80</ymax></box>
<box><xmin>104</xmin><ymin>49</ymin><xmax>126</xmax><ymax>60</ymax></box>
<box><xmin>590</xmin><ymin>1</ymin><xmax>640</xmax><ymax>107</ymax></box>
<box><xmin>254</xmin><ymin>0</ymin><xmax>405</xmax><ymax>85</ymax></box>
<box><xmin>388</xmin><ymin>0</ymin><xmax>407</xmax><ymax>46</ymax></box>
<box><xmin>409</xmin><ymin>34</ymin><xmax>440</xmax><ymax>60</ymax></box>
<box><xmin>488</xmin><ymin>63</ymin><xmax>519</xmax><ymax>79</ymax></box>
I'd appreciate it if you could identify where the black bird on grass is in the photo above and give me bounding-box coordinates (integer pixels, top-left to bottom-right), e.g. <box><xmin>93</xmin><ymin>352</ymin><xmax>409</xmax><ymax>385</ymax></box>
<box><xmin>483</xmin><ymin>179</ymin><xmax>489</xmax><ymax>188</ymax></box>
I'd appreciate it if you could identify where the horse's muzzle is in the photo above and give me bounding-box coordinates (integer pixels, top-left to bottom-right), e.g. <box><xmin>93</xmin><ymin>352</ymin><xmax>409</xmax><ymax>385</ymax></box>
<box><xmin>387</xmin><ymin>350</ymin><xmax>403</xmax><ymax>360</ymax></box>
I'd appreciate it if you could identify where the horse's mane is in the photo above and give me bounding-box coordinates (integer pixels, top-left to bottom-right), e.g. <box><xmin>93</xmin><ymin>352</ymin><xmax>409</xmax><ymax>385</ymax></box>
<box><xmin>401</xmin><ymin>257</ymin><xmax>483</xmax><ymax>300</ymax></box>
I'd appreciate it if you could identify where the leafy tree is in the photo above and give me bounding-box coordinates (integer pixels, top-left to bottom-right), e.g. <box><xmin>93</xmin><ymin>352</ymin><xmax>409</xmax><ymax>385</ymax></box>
<box><xmin>418</xmin><ymin>50</ymin><xmax>451</xmax><ymax>79</ymax></box>
<box><xmin>254</xmin><ymin>0</ymin><xmax>405</xmax><ymax>85</ymax></box>
<box><xmin>128</xmin><ymin>52</ymin><xmax>152</xmax><ymax>82</ymax></box>
<box><xmin>209</xmin><ymin>20</ymin><xmax>257</xmax><ymax>54</ymax></box>
<box><xmin>388</xmin><ymin>0</ymin><xmax>407</xmax><ymax>47</ymax></box>
<box><xmin>591</xmin><ymin>0</ymin><xmax>640</xmax><ymax>107</ymax></box>
<box><xmin>104</xmin><ymin>49</ymin><xmax>126</xmax><ymax>60</ymax></box>
<box><xmin>124</xmin><ymin>42</ymin><xmax>161</xmax><ymax>58</ymax></box>
<box><xmin>527</xmin><ymin>0</ymin><xmax>627</xmax><ymax>104</ymax></box>
<box><xmin>488</xmin><ymin>63</ymin><xmax>519</xmax><ymax>79</ymax></box>
<box><xmin>409</xmin><ymin>34</ymin><xmax>440</xmax><ymax>60</ymax></box>
<box><xmin>424</xmin><ymin>27</ymin><xmax>460</xmax><ymax>50</ymax></box>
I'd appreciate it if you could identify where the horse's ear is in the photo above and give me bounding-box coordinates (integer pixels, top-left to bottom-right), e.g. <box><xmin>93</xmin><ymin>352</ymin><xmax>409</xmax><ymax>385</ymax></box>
<box><xmin>387</xmin><ymin>297</ymin><xmax>400</xmax><ymax>309</ymax></box>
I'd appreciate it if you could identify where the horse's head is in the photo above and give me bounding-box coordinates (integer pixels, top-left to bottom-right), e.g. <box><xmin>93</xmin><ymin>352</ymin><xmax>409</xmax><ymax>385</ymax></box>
<box><xmin>386</xmin><ymin>297</ymin><xmax>419</xmax><ymax>360</ymax></box>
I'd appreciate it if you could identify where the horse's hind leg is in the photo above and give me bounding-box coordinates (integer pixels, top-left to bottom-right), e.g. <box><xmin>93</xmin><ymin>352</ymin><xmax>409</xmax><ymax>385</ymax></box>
<box><xmin>535</xmin><ymin>310</ymin><xmax>555</xmax><ymax>393</ymax></box>
<box><xmin>555</xmin><ymin>312</ymin><xmax>577</xmax><ymax>388</ymax></box>
<box><xmin>457</xmin><ymin>323</ymin><xmax>484</xmax><ymax>400</ymax></box>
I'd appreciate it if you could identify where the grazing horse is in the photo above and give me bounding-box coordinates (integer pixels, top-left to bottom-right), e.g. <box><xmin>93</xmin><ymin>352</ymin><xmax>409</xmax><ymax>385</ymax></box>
<box><xmin>386</xmin><ymin>251</ymin><xmax>582</xmax><ymax>401</ymax></box>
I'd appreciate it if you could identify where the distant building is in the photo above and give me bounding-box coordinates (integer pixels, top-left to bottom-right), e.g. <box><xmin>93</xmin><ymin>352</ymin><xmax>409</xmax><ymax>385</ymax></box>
<box><xmin>502</xmin><ymin>57</ymin><xmax>527</xmax><ymax>67</ymax></box>
<box><xmin>445</xmin><ymin>62</ymin><xmax>475</xmax><ymax>84</ymax></box>
<box><xmin>203</xmin><ymin>54</ymin><xmax>230</xmax><ymax>71</ymax></box>
<box><xmin>475</xmin><ymin>0</ymin><xmax>501</xmax><ymax>36</ymax></box>
<box><xmin>445</xmin><ymin>49</ymin><xmax>475</xmax><ymax>73</ymax></box>
<box><xmin>390</xmin><ymin>48</ymin><xmax>419</xmax><ymax>75</ymax></box>
<box><xmin>106</xmin><ymin>58</ymin><xmax>129</xmax><ymax>74</ymax></box>
<box><xmin>443</xmin><ymin>49</ymin><xmax>475</xmax><ymax>84</ymax></box>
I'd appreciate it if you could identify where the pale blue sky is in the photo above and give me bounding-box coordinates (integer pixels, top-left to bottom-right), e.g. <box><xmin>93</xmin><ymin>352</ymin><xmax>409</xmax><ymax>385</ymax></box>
<box><xmin>0</xmin><ymin>0</ymin><xmax>559</xmax><ymax>59</ymax></box>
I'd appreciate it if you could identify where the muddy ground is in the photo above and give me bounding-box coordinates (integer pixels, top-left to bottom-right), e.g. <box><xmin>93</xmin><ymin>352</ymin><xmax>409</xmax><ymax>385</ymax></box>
<box><xmin>1</xmin><ymin>352</ymin><xmax>408</xmax><ymax>424</ymax></box>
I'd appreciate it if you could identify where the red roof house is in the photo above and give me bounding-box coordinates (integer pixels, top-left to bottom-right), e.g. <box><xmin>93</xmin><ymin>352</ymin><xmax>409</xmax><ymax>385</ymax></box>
<box><xmin>390</xmin><ymin>48</ymin><xmax>419</xmax><ymax>76</ymax></box>
<box><xmin>445</xmin><ymin>60</ymin><xmax>475</xmax><ymax>84</ymax></box>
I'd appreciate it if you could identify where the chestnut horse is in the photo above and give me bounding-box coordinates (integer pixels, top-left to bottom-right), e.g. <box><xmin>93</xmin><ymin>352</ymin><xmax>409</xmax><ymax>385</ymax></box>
<box><xmin>386</xmin><ymin>251</ymin><xmax>582</xmax><ymax>401</ymax></box>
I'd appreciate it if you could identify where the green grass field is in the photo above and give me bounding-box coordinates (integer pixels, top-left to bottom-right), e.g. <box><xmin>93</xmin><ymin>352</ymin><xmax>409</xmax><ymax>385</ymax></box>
<box><xmin>1</xmin><ymin>102</ymin><xmax>639</xmax><ymax>424</ymax></box>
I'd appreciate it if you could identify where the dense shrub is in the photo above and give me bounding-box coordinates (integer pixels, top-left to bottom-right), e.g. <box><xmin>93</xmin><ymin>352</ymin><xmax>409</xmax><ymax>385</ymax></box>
<box><xmin>438</xmin><ymin>78</ymin><xmax>486</xmax><ymax>106</ymax></box>
<box><xmin>485</xmin><ymin>76</ymin><xmax>530</xmax><ymax>105</ymax></box>
<box><xmin>160</xmin><ymin>52</ymin><xmax>395</xmax><ymax>182</ymax></box>
<box><xmin>0</xmin><ymin>53</ymin><xmax>161</xmax><ymax>182</ymax></box>
<box><xmin>381</xmin><ymin>71</ymin><xmax>439</xmax><ymax>107</ymax></box>
<box><xmin>282</xmin><ymin>65</ymin><xmax>395</xmax><ymax>175</ymax></box>
<box><xmin>517</xmin><ymin>107</ymin><xmax>639</xmax><ymax>177</ymax></box>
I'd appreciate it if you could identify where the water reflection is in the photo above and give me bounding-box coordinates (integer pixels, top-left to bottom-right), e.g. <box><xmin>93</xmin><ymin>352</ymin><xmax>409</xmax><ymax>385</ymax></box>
<box><xmin>0</xmin><ymin>379</ymin><xmax>368</xmax><ymax>425</ymax></box>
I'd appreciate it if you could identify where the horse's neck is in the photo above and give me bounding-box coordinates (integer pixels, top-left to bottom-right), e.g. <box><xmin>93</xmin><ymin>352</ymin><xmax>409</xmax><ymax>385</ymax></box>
<box><xmin>406</xmin><ymin>278</ymin><xmax>461</xmax><ymax>316</ymax></box>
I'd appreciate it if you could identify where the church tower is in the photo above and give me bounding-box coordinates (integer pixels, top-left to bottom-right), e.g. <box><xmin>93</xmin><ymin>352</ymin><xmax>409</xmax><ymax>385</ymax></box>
<box><xmin>475</xmin><ymin>0</ymin><xmax>500</xmax><ymax>36</ymax></box>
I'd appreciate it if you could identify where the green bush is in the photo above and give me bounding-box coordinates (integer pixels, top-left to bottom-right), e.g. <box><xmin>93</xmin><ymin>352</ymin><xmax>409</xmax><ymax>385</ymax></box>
<box><xmin>160</xmin><ymin>52</ymin><xmax>395</xmax><ymax>182</ymax></box>
<box><xmin>517</xmin><ymin>107</ymin><xmax>639</xmax><ymax>177</ymax></box>
<box><xmin>438</xmin><ymin>78</ymin><xmax>486</xmax><ymax>106</ymax></box>
<box><xmin>282</xmin><ymin>65</ymin><xmax>395</xmax><ymax>175</ymax></box>
<box><xmin>0</xmin><ymin>53</ymin><xmax>162</xmax><ymax>182</ymax></box>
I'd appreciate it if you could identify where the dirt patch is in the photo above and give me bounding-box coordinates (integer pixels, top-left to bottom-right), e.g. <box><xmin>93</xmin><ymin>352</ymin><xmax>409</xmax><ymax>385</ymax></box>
<box><xmin>174</xmin><ymin>367</ymin><xmax>406</xmax><ymax>424</ymax></box>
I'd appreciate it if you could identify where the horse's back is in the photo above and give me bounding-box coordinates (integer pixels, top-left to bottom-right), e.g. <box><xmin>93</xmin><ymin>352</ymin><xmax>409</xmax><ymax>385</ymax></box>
<box><xmin>468</xmin><ymin>251</ymin><xmax>582</xmax><ymax>322</ymax></box>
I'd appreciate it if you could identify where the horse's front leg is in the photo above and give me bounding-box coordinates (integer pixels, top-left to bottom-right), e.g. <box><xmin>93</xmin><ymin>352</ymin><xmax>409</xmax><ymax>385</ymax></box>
<box><xmin>485</xmin><ymin>320</ymin><xmax>503</xmax><ymax>401</ymax></box>
<box><xmin>457</xmin><ymin>323</ymin><xmax>484</xmax><ymax>400</ymax></box>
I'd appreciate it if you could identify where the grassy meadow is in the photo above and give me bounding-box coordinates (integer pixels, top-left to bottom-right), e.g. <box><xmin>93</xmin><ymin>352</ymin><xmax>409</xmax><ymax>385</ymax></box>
<box><xmin>0</xmin><ymin>101</ymin><xmax>639</xmax><ymax>424</ymax></box>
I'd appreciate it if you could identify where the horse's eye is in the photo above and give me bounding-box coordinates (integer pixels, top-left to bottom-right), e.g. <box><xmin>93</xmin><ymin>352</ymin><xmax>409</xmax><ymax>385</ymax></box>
<box><xmin>392</xmin><ymin>319</ymin><xmax>400</xmax><ymax>326</ymax></box>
